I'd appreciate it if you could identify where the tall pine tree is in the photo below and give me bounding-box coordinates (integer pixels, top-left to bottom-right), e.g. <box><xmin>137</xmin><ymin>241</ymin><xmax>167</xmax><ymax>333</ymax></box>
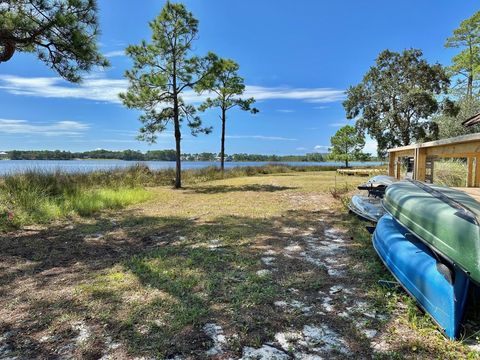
<box><xmin>120</xmin><ymin>1</ymin><xmax>215</xmax><ymax>188</ymax></box>
<box><xmin>196</xmin><ymin>56</ymin><xmax>258</xmax><ymax>171</ymax></box>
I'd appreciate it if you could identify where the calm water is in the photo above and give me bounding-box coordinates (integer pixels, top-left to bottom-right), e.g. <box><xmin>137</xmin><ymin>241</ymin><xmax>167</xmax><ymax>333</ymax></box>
<box><xmin>0</xmin><ymin>160</ymin><xmax>383</xmax><ymax>175</ymax></box>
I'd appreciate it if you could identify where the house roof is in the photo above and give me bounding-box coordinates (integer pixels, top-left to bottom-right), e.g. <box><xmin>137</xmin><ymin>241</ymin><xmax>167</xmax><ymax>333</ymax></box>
<box><xmin>387</xmin><ymin>132</ymin><xmax>480</xmax><ymax>153</ymax></box>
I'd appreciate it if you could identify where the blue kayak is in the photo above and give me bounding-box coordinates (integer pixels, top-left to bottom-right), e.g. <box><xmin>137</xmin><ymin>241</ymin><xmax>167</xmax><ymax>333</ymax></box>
<box><xmin>373</xmin><ymin>214</ymin><xmax>470</xmax><ymax>339</ymax></box>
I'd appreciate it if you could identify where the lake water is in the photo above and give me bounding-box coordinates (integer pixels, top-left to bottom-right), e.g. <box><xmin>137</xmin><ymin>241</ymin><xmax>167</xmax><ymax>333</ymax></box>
<box><xmin>0</xmin><ymin>160</ymin><xmax>384</xmax><ymax>175</ymax></box>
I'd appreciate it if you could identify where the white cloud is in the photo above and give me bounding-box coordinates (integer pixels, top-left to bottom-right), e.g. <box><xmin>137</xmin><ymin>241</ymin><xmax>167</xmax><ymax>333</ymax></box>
<box><xmin>226</xmin><ymin>135</ymin><xmax>297</xmax><ymax>141</ymax></box>
<box><xmin>0</xmin><ymin>74</ymin><xmax>345</xmax><ymax>105</ymax></box>
<box><xmin>0</xmin><ymin>75</ymin><xmax>128</xmax><ymax>103</ymax></box>
<box><xmin>296</xmin><ymin>147</ymin><xmax>307</xmax><ymax>151</ymax></box>
<box><xmin>329</xmin><ymin>122</ymin><xmax>348</xmax><ymax>127</ymax></box>
<box><xmin>276</xmin><ymin>109</ymin><xmax>294</xmax><ymax>113</ymax></box>
<box><xmin>314</xmin><ymin>106</ymin><xmax>328</xmax><ymax>110</ymax></box>
<box><xmin>314</xmin><ymin>145</ymin><xmax>330</xmax><ymax>152</ymax></box>
<box><xmin>243</xmin><ymin>86</ymin><xmax>345</xmax><ymax>103</ymax></box>
<box><xmin>104</xmin><ymin>50</ymin><xmax>126</xmax><ymax>58</ymax></box>
<box><xmin>0</xmin><ymin>119</ymin><xmax>89</xmax><ymax>136</ymax></box>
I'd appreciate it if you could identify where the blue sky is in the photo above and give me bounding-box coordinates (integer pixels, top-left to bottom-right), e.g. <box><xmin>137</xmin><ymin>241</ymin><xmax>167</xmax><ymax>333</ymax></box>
<box><xmin>0</xmin><ymin>0</ymin><xmax>478</xmax><ymax>155</ymax></box>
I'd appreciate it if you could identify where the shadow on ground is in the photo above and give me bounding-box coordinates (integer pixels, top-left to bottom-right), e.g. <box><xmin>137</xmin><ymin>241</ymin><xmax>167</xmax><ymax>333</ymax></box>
<box><xmin>184</xmin><ymin>184</ymin><xmax>297</xmax><ymax>194</ymax></box>
<box><xmin>1</xmin><ymin>192</ymin><xmax>478</xmax><ymax>359</ymax></box>
<box><xmin>1</xmin><ymin>203</ymin><xmax>370</xmax><ymax>358</ymax></box>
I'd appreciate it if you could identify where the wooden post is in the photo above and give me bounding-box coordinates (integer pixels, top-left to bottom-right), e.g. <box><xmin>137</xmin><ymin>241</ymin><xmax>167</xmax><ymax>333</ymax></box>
<box><xmin>467</xmin><ymin>157</ymin><xmax>474</xmax><ymax>187</ymax></box>
<box><xmin>475</xmin><ymin>156</ymin><xmax>480</xmax><ymax>187</ymax></box>
<box><xmin>414</xmin><ymin>148</ymin><xmax>427</xmax><ymax>182</ymax></box>
<box><xmin>388</xmin><ymin>152</ymin><xmax>395</xmax><ymax>177</ymax></box>
<box><xmin>396</xmin><ymin>158</ymin><xmax>401</xmax><ymax>179</ymax></box>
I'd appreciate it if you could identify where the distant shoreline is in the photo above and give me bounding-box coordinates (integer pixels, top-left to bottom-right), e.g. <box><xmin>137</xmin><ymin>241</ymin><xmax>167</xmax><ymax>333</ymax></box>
<box><xmin>0</xmin><ymin>158</ymin><xmax>383</xmax><ymax>163</ymax></box>
<box><xmin>0</xmin><ymin>159</ymin><xmax>385</xmax><ymax>176</ymax></box>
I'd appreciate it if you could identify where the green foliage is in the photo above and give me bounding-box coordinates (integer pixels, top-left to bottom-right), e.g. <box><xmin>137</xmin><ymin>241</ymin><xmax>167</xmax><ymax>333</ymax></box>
<box><xmin>196</xmin><ymin>55</ymin><xmax>258</xmax><ymax>169</ymax></box>
<box><xmin>7</xmin><ymin>149</ymin><xmax>178</xmax><ymax>161</ymax></box>
<box><xmin>434</xmin><ymin>96</ymin><xmax>480</xmax><ymax>138</ymax></box>
<box><xmin>120</xmin><ymin>1</ymin><xmax>216</xmax><ymax>188</ymax></box>
<box><xmin>197</xmin><ymin>56</ymin><xmax>256</xmax><ymax>114</ymax></box>
<box><xmin>433</xmin><ymin>159</ymin><xmax>468</xmax><ymax>187</ymax></box>
<box><xmin>0</xmin><ymin>169</ymin><xmax>151</xmax><ymax>228</ymax></box>
<box><xmin>445</xmin><ymin>11</ymin><xmax>480</xmax><ymax>97</ymax></box>
<box><xmin>329</xmin><ymin>125</ymin><xmax>365</xmax><ymax>167</ymax></box>
<box><xmin>344</xmin><ymin>49</ymin><xmax>450</xmax><ymax>156</ymax></box>
<box><xmin>0</xmin><ymin>0</ymin><xmax>108</xmax><ymax>82</ymax></box>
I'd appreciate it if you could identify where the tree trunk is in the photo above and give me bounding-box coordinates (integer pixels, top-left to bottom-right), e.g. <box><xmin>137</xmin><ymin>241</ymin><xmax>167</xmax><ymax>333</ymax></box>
<box><xmin>345</xmin><ymin>143</ymin><xmax>349</xmax><ymax>168</ymax></box>
<box><xmin>468</xmin><ymin>43</ymin><xmax>474</xmax><ymax>99</ymax></box>
<box><xmin>220</xmin><ymin>107</ymin><xmax>226</xmax><ymax>172</ymax></box>
<box><xmin>172</xmin><ymin>55</ymin><xmax>181</xmax><ymax>189</ymax></box>
<box><xmin>174</xmin><ymin>117</ymin><xmax>182</xmax><ymax>189</ymax></box>
<box><xmin>468</xmin><ymin>73</ymin><xmax>474</xmax><ymax>99</ymax></box>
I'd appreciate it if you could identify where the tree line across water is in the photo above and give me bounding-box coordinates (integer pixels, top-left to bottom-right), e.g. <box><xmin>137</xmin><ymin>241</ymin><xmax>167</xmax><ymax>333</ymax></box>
<box><xmin>5</xmin><ymin>150</ymin><xmax>351</xmax><ymax>162</ymax></box>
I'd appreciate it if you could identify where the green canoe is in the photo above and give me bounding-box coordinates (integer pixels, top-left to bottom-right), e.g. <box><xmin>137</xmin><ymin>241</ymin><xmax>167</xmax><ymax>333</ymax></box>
<box><xmin>383</xmin><ymin>180</ymin><xmax>480</xmax><ymax>284</ymax></box>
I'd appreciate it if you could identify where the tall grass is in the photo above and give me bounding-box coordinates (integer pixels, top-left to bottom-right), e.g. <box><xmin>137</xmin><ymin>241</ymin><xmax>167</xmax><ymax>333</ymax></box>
<box><xmin>0</xmin><ymin>165</ymin><xmax>156</xmax><ymax>229</ymax></box>
<box><xmin>433</xmin><ymin>159</ymin><xmax>468</xmax><ymax>187</ymax></box>
<box><xmin>0</xmin><ymin>163</ymin><xmax>364</xmax><ymax>229</ymax></box>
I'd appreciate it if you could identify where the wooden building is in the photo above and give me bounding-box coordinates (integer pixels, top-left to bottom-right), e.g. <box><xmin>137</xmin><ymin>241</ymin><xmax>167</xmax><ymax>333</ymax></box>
<box><xmin>388</xmin><ymin>133</ymin><xmax>480</xmax><ymax>188</ymax></box>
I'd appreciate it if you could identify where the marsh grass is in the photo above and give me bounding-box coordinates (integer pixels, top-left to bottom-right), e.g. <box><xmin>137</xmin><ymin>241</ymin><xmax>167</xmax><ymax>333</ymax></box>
<box><xmin>0</xmin><ymin>166</ymin><xmax>156</xmax><ymax>229</ymax></box>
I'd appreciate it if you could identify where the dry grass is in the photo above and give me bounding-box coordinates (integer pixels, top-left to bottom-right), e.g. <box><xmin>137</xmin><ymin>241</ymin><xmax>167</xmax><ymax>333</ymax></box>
<box><xmin>0</xmin><ymin>171</ymin><xmax>478</xmax><ymax>359</ymax></box>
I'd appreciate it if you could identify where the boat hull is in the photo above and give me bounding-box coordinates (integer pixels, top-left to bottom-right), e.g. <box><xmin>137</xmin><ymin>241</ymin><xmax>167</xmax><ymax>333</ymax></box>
<box><xmin>348</xmin><ymin>195</ymin><xmax>385</xmax><ymax>222</ymax></box>
<box><xmin>384</xmin><ymin>180</ymin><xmax>480</xmax><ymax>284</ymax></box>
<box><xmin>373</xmin><ymin>214</ymin><xmax>470</xmax><ymax>339</ymax></box>
<box><xmin>357</xmin><ymin>175</ymin><xmax>398</xmax><ymax>197</ymax></box>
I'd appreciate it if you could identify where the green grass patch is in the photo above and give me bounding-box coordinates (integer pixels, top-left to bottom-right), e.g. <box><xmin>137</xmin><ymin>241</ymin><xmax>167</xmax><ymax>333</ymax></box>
<box><xmin>0</xmin><ymin>182</ymin><xmax>151</xmax><ymax>228</ymax></box>
<box><xmin>434</xmin><ymin>159</ymin><xmax>468</xmax><ymax>187</ymax></box>
<box><xmin>67</xmin><ymin>188</ymin><xmax>151</xmax><ymax>216</ymax></box>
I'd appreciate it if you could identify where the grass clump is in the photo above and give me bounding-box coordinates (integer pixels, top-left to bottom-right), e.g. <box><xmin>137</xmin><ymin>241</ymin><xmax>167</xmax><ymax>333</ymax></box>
<box><xmin>67</xmin><ymin>188</ymin><xmax>151</xmax><ymax>216</ymax></box>
<box><xmin>0</xmin><ymin>168</ymin><xmax>152</xmax><ymax>229</ymax></box>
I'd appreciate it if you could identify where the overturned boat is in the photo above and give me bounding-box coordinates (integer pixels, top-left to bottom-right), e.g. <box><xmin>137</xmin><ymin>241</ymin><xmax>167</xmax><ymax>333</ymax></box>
<box><xmin>384</xmin><ymin>180</ymin><xmax>480</xmax><ymax>284</ymax></box>
<box><xmin>373</xmin><ymin>214</ymin><xmax>470</xmax><ymax>339</ymax></box>
<box><xmin>357</xmin><ymin>175</ymin><xmax>398</xmax><ymax>197</ymax></box>
<box><xmin>348</xmin><ymin>195</ymin><xmax>385</xmax><ymax>222</ymax></box>
<box><xmin>349</xmin><ymin>175</ymin><xmax>397</xmax><ymax>222</ymax></box>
